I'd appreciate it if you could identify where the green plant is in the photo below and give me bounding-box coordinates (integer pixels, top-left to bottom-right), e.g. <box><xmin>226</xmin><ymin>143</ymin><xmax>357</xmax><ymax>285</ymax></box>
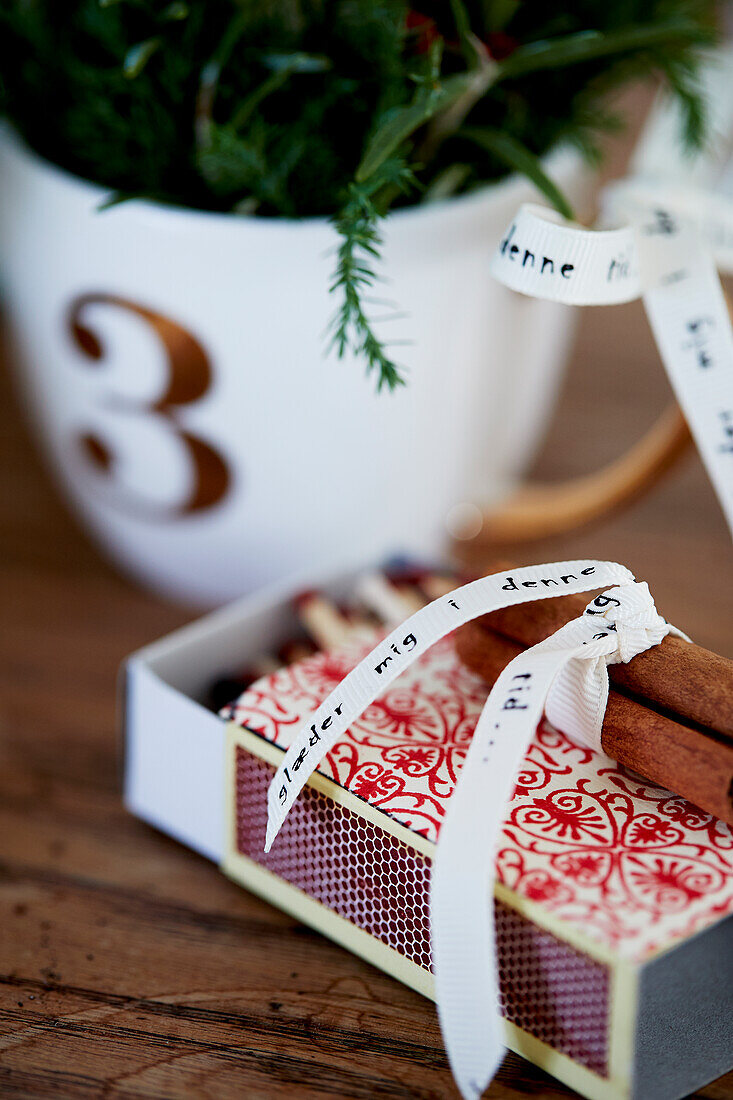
<box><xmin>0</xmin><ymin>1</ymin><xmax>717</xmax><ymax>389</ymax></box>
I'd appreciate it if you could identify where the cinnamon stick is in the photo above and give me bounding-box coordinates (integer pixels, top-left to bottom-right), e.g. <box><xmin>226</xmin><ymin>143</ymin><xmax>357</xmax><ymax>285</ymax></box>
<box><xmin>474</xmin><ymin>584</ymin><xmax>733</xmax><ymax>741</ymax></box>
<box><xmin>455</xmin><ymin>620</ymin><xmax>733</xmax><ymax>826</ymax></box>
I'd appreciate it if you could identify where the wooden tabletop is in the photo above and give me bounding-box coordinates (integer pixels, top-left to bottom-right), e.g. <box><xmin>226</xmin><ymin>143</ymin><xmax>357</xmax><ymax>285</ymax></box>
<box><xmin>1</xmin><ymin>125</ymin><xmax>732</xmax><ymax>1099</ymax></box>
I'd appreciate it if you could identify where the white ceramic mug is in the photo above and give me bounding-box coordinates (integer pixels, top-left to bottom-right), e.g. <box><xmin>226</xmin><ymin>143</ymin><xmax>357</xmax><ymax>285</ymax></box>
<box><xmin>0</xmin><ymin>124</ymin><xmax>587</xmax><ymax>604</ymax></box>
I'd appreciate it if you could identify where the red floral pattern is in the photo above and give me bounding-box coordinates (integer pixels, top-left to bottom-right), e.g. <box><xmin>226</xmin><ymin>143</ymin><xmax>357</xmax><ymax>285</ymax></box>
<box><xmin>227</xmin><ymin>635</ymin><xmax>733</xmax><ymax>961</ymax></box>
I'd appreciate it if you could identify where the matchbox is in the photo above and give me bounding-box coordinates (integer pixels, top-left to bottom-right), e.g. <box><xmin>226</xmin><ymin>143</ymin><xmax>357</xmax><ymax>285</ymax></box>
<box><xmin>122</xmin><ymin>562</ymin><xmax>733</xmax><ymax>1100</ymax></box>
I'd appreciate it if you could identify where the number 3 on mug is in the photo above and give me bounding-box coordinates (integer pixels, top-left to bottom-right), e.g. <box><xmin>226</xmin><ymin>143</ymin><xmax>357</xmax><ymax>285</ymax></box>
<box><xmin>68</xmin><ymin>293</ymin><xmax>231</xmax><ymax>517</ymax></box>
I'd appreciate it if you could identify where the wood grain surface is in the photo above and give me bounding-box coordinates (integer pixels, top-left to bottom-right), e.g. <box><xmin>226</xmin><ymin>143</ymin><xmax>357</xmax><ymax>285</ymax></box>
<box><xmin>1</xmin><ymin>103</ymin><xmax>732</xmax><ymax>1099</ymax></box>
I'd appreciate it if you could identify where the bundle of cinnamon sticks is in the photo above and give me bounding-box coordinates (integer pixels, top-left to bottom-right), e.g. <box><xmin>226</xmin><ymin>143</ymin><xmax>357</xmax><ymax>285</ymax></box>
<box><xmin>210</xmin><ymin>556</ymin><xmax>733</xmax><ymax>828</ymax></box>
<box><xmin>455</xmin><ymin>580</ymin><xmax>733</xmax><ymax>827</ymax></box>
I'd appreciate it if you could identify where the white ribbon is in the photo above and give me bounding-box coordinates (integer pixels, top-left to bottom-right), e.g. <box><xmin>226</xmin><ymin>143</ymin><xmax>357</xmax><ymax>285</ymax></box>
<box><xmin>489</xmin><ymin>194</ymin><xmax>733</xmax><ymax>539</ymax></box>
<box><xmin>262</xmin><ymin>561</ymin><xmax>684</xmax><ymax>1098</ymax></box>
<box><xmin>432</xmin><ymin>580</ymin><xmax>686</xmax><ymax>1100</ymax></box>
<box><xmin>487</xmin><ymin>46</ymin><xmax>733</xmax><ymax>539</ymax></box>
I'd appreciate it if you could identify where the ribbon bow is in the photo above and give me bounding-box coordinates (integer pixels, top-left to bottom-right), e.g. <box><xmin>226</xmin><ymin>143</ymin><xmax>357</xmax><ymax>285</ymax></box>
<box><xmin>263</xmin><ymin>562</ymin><xmax>684</xmax><ymax>1099</ymax></box>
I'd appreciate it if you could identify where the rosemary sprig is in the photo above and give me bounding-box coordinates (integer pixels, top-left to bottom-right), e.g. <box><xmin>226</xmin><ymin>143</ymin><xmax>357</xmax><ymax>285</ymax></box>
<box><xmin>329</xmin><ymin>158</ymin><xmax>416</xmax><ymax>392</ymax></box>
<box><xmin>331</xmin><ymin>8</ymin><xmax>715</xmax><ymax>391</ymax></box>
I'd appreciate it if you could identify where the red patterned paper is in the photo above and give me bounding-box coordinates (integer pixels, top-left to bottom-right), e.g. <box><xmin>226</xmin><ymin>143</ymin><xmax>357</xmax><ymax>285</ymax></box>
<box><xmin>227</xmin><ymin>636</ymin><xmax>733</xmax><ymax>961</ymax></box>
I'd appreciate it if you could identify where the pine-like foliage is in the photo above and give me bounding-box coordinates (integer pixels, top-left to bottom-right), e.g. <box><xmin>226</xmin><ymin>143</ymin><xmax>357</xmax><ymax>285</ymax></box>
<box><xmin>0</xmin><ymin>1</ymin><xmax>717</xmax><ymax>389</ymax></box>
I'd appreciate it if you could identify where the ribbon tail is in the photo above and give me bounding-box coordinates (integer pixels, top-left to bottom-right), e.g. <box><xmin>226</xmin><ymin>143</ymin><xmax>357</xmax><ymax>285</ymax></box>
<box><xmin>431</xmin><ymin>642</ymin><xmax>576</xmax><ymax>1098</ymax></box>
<box><xmin>431</xmin><ymin>765</ymin><xmax>504</xmax><ymax>1100</ymax></box>
<box><xmin>452</xmin><ymin>1035</ymin><xmax>503</xmax><ymax>1100</ymax></box>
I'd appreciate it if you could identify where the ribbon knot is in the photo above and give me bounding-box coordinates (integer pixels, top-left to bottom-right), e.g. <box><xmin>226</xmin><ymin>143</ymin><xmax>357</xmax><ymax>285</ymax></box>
<box><xmin>544</xmin><ymin>581</ymin><xmax>682</xmax><ymax>755</ymax></box>
<box><xmin>588</xmin><ymin>580</ymin><xmax>670</xmax><ymax>661</ymax></box>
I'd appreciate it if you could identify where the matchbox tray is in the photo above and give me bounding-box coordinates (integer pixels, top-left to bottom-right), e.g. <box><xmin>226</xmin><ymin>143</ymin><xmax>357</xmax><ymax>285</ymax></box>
<box><xmin>122</xmin><ymin>562</ymin><xmax>733</xmax><ymax>1100</ymax></box>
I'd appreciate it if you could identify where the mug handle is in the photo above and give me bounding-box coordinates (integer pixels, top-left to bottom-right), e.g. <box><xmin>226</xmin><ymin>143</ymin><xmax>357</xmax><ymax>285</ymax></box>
<box><xmin>467</xmin><ymin>402</ymin><xmax>691</xmax><ymax>545</ymax></box>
